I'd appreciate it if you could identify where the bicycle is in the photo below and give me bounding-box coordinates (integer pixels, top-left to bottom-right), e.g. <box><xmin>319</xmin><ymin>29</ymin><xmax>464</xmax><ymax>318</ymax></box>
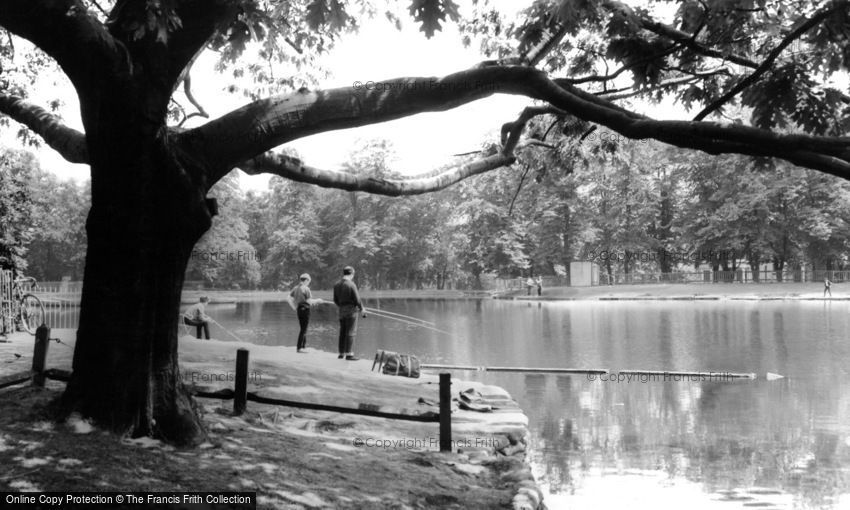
<box><xmin>0</xmin><ymin>275</ymin><xmax>46</xmax><ymax>336</ymax></box>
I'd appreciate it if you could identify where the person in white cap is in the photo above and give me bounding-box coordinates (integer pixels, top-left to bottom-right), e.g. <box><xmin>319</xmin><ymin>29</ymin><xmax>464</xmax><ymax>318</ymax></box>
<box><xmin>290</xmin><ymin>273</ymin><xmax>313</xmax><ymax>352</ymax></box>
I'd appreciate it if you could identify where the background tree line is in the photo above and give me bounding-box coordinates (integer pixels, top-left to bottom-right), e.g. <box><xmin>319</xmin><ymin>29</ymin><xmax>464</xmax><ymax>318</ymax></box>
<box><xmin>4</xmin><ymin>130</ymin><xmax>850</xmax><ymax>290</ymax></box>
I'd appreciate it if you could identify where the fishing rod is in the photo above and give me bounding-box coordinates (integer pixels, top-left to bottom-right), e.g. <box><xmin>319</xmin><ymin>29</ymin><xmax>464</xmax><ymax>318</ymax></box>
<box><xmin>363</xmin><ymin>308</ymin><xmax>436</xmax><ymax>326</ymax></box>
<box><xmin>208</xmin><ymin>317</ymin><xmax>246</xmax><ymax>343</ymax></box>
<box><xmin>296</xmin><ymin>297</ymin><xmax>451</xmax><ymax>336</ymax></box>
<box><xmin>312</xmin><ymin>299</ymin><xmax>436</xmax><ymax>326</ymax></box>
<box><xmin>420</xmin><ymin>363</ymin><xmax>785</xmax><ymax>380</ymax></box>
<box><xmin>365</xmin><ymin>308</ymin><xmax>457</xmax><ymax>336</ymax></box>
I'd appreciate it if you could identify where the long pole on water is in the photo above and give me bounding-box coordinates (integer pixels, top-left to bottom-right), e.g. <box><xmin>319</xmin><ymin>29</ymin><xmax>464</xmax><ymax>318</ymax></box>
<box><xmin>420</xmin><ymin>363</ymin><xmax>784</xmax><ymax>380</ymax></box>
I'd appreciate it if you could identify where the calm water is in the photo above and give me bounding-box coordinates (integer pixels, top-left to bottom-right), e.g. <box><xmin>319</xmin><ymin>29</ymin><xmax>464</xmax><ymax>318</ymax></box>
<box><xmin>210</xmin><ymin>298</ymin><xmax>850</xmax><ymax>509</ymax></box>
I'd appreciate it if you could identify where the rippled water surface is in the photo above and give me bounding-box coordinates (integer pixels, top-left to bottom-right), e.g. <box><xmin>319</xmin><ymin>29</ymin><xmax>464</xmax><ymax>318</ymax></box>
<box><xmin>211</xmin><ymin>298</ymin><xmax>850</xmax><ymax>509</ymax></box>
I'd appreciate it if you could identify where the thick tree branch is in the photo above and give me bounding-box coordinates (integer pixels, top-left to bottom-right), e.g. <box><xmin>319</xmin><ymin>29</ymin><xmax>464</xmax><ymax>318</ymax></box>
<box><xmin>180</xmin><ymin>64</ymin><xmax>850</xmax><ymax>192</ymax></box>
<box><xmin>602</xmin><ymin>1</ymin><xmax>760</xmax><ymax>69</ymax></box>
<box><xmin>693</xmin><ymin>2</ymin><xmax>843</xmax><ymax>120</ymax></box>
<box><xmin>163</xmin><ymin>0</ymin><xmax>240</xmax><ymax>92</ymax></box>
<box><xmin>183</xmin><ymin>72</ymin><xmax>209</xmax><ymax>119</ymax></box>
<box><xmin>180</xmin><ymin>66</ymin><xmax>544</xmax><ymax>182</ymax></box>
<box><xmin>562</xmin><ymin>43</ymin><xmax>681</xmax><ymax>85</ymax></box>
<box><xmin>508</xmin><ymin>163</ymin><xmax>532</xmax><ymax>217</ymax></box>
<box><xmin>0</xmin><ymin>0</ymin><xmax>130</xmax><ymax>91</ymax></box>
<box><xmin>238</xmin><ymin>152</ymin><xmax>517</xmax><ymax>196</ymax></box>
<box><xmin>539</xmin><ymin>76</ymin><xmax>850</xmax><ymax>174</ymax></box>
<box><xmin>519</xmin><ymin>19</ymin><xmax>570</xmax><ymax>67</ymax></box>
<box><xmin>596</xmin><ymin>71</ymin><xmax>725</xmax><ymax>101</ymax></box>
<box><xmin>105</xmin><ymin>0</ymin><xmax>239</xmax><ymax>94</ymax></box>
<box><xmin>0</xmin><ymin>94</ymin><xmax>89</xmax><ymax>164</ymax></box>
<box><xmin>501</xmin><ymin>106</ymin><xmax>565</xmax><ymax>154</ymax></box>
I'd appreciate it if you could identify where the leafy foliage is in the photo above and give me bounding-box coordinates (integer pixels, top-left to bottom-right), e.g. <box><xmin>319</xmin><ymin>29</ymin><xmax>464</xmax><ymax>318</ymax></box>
<box><xmin>26</xmin><ymin>167</ymin><xmax>89</xmax><ymax>280</ymax></box>
<box><xmin>461</xmin><ymin>0</ymin><xmax>850</xmax><ymax>134</ymax></box>
<box><xmin>0</xmin><ymin>148</ymin><xmax>37</xmax><ymax>272</ymax></box>
<box><xmin>408</xmin><ymin>0</ymin><xmax>461</xmax><ymax>38</ymax></box>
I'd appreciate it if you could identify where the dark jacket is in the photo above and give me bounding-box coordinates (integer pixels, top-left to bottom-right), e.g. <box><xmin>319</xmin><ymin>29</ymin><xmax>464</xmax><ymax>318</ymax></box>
<box><xmin>333</xmin><ymin>278</ymin><xmax>363</xmax><ymax>318</ymax></box>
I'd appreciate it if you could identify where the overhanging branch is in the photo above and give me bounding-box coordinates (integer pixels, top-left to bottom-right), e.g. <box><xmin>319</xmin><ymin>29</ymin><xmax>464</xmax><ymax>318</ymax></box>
<box><xmin>596</xmin><ymin>71</ymin><xmax>725</xmax><ymax>101</ymax></box>
<box><xmin>180</xmin><ymin>65</ymin><xmax>545</xmax><ymax>182</ymax></box>
<box><xmin>179</xmin><ymin>63</ymin><xmax>850</xmax><ymax>193</ymax></box>
<box><xmin>162</xmin><ymin>0</ymin><xmax>240</xmax><ymax>92</ymax></box>
<box><xmin>238</xmin><ymin>152</ymin><xmax>517</xmax><ymax>196</ymax></box>
<box><xmin>501</xmin><ymin>106</ymin><xmax>566</xmax><ymax>154</ymax></box>
<box><xmin>0</xmin><ymin>0</ymin><xmax>130</xmax><ymax>91</ymax></box>
<box><xmin>0</xmin><ymin>94</ymin><xmax>89</xmax><ymax>164</ymax></box>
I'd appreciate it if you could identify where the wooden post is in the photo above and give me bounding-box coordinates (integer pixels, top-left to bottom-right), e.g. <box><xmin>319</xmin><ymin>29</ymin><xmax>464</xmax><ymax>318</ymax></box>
<box><xmin>234</xmin><ymin>348</ymin><xmax>249</xmax><ymax>416</ymax></box>
<box><xmin>33</xmin><ymin>324</ymin><xmax>50</xmax><ymax>387</ymax></box>
<box><xmin>439</xmin><ymin>372</ymin><xmax>451</xmax><ymax>453</ymax></box>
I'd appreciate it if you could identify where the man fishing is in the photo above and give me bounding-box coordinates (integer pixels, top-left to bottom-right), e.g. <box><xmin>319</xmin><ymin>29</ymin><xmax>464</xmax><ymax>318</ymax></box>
<box><xmin>333</xmin><ymin>266</ymin><xmax>366</xmax><ymax>360</ymax></box>
<box><xmin>290</xmin><ymin>273</ymin><xmax>313</xmax><ymax>353</ymax></box>
<box><xmin>183</xmin><ymin>296</ymin><xmax>211</xmax><ymax>340</ymax></box>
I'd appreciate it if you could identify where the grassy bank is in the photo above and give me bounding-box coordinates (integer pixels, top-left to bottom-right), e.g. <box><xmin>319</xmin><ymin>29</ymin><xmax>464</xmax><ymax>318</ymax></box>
<box><xmin>0</xmin><ymin>332</ymin><xmax>540</xmax><ymax>509</ymax></box>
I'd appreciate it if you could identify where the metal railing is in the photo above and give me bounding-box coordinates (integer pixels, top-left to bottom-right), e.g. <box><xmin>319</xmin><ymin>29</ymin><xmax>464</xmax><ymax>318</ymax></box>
<box><xmin>34</xmin><ymin>283</ymin><xmax>82</xmax><ymax>329</ymax></box>
<box><xmin>1</xmin><ymin>270</ymin><xmax>13</xmax><ymax>334</ymax></box>
<box><xmin>492</xmin><ymin>276</ymin><xmax>570</xmax><ymax>291</ymax></box>
<box><xmin>598</xmin><ymin>269</ymin><xmax>850</xmax><ymax>285</ymax></box>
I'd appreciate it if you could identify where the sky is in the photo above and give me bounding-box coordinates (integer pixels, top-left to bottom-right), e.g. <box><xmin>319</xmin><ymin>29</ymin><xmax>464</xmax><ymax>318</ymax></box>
<box><xmin>2</xmin><ymin>1</ymin><xmax>692</xmax><ymax>192</ymax></box>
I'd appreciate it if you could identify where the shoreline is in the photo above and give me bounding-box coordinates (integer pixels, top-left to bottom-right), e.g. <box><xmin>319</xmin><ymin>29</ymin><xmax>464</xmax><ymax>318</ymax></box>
<box><xmin>499</xmin><ymin>294</ymin><xmax>850</xmax><ymax>301</ymax></box>
<box><xmin>175</xmin><ymin>282</ymin><xmax>850</xmax><ymax>305</ymax></box>
<box><xmin>0</xmin><ymin>332</ymin><xmax>546</xmax><ymax>509</ymax></box>
<box><xmin>495</xmin><ymin>282</ymin><xmax>850</xmax><ymax>302</ymax></box>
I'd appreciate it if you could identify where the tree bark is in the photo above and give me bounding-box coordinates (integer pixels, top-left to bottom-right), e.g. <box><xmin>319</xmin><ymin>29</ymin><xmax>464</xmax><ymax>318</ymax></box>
<box><xmin>61</xmin><ymin>120</ymin><xmax>214</xmax><ymax>444</ymax></box>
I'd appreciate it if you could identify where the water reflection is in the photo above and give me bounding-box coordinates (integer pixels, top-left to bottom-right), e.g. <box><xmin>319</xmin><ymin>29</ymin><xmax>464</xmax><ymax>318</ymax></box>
<box><xmin>212</xmin><ymin>299</ymin><xmax>850</xmax><ymax>509</ymax></box>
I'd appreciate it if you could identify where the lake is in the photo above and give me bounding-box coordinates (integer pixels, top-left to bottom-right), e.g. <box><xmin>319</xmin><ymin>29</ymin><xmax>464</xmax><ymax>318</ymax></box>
<box><xmin>210</xmin><ymin>298</ymin><xmax>850</xmax><ymax>509</ymax></box>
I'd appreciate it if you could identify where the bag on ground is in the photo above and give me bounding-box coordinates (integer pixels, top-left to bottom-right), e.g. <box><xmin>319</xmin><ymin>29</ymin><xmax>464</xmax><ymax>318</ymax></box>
<box><xmin>381</xmin><ymin>352</ymin><xmax>421</xmax><ymax>378</ymax></box>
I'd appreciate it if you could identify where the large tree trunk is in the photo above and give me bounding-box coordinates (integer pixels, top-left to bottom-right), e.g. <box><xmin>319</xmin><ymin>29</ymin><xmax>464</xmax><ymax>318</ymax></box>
<box><xmin>61</xmin><ymin>123</ymin><xmax>214</xmax><ymax>445</ymax></box>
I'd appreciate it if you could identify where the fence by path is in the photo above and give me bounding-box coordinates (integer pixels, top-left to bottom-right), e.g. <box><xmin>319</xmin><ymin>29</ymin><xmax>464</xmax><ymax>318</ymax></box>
<box><xmin>1</xmin><ymin>270</ymin><xmax>12</xmax><ymax>334</ymax></box>
<box><xmin>493</xmin><ymin>276</ymin><xmax>569</xmax><ymax>292</ymax></box>
<box><xmin>35</xmin><ymin>283</ymin><xmax>82</xmax><ymax>330</ymax></box>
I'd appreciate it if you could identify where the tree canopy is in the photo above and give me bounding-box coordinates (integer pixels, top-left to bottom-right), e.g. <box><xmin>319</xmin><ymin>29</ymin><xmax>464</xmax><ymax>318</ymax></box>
<box><xmin>2</xmin><ymin>0</ymin><xmax>850</xmax><ymax>191</ymax></box>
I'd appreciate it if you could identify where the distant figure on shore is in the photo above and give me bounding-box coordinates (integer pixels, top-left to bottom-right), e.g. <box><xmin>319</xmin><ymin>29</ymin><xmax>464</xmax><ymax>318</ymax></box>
<box><xmin>526</xmin><ymin>276</ymin><xmax>534</xmax><ymax>296</ymax></box>
<box><xmin>183</xmin><ymin>296</ymin><xmax>211</xmax><ymax>340</ymax></box>
<box><xmin>290</xmin><ymin>273</ymin><xmax>313</xmax><ymax>353</ymax></box>
<box><xmin>824</xmin><ymin>276</ymin><xmax>832</xmax><ymax>297</ymax></box>
<box><xmin>536</xmin><ymin>276</ymin><xmax>542</xmax><ymax>296</ymax></box>
<box><xmin>333</xmin><ymin>266</ymin><xmax>366</xmax><ymax>360</ymax></box>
